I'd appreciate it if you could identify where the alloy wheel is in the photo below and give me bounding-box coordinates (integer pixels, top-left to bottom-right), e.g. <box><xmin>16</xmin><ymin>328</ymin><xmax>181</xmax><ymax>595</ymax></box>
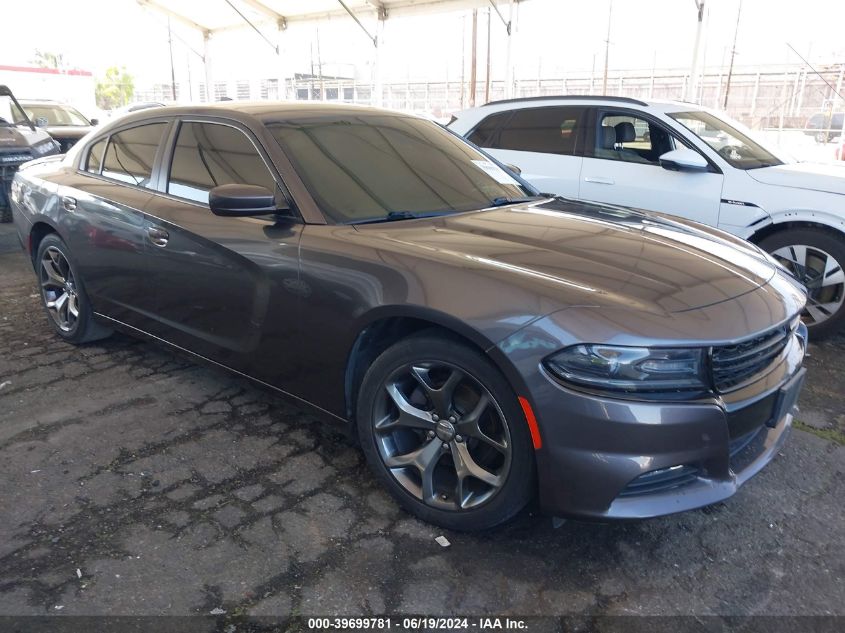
<box><xmin>770</xmin><ymin>244</ymin><xmax>845</xmax><ymax>326</ymax></box>
<box><xmin>39</xmin><ymin>246</ymin><xmax>79</xmax><ymax>332</ymax></box>
<box><xmin>372</xmin><ymin>361</ymin><xmax>512</xmax><ymax>512</ymax></box>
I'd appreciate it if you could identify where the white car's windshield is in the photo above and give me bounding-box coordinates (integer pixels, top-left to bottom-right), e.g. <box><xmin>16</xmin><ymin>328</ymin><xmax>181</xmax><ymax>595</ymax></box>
<box><xmin>669</xmin><ymin>110</ymin><xmax>784</xmax><ymax>170</ymax></box>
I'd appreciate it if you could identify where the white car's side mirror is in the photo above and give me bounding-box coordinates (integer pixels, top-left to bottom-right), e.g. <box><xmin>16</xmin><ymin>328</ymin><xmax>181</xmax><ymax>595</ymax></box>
<box><xmin>659</xmin><ymin>148</ymin><xmax>709</xmax><ymax>172</ymax></box>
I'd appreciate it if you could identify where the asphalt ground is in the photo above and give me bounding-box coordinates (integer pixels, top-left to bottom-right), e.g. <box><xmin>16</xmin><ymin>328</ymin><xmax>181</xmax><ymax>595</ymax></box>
<box><xmin>0</xmin><ymin>222</ymin><xmax>843</xmax><ymax>621</ymax></box>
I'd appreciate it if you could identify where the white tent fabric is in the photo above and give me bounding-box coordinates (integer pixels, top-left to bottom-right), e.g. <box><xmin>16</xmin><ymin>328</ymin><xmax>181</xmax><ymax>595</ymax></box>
<box><xmin>137</xmin><ymin>0</ymin><xmax>521</xmax><ymax>103</ymax></box>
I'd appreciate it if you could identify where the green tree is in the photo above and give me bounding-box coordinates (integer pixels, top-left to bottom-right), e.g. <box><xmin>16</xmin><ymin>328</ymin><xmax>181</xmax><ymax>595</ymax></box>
<box><xmin>32</xmin><ymin>50</ymin><xmax>64</xmax><ymax>69</ymax></box>
<box><xmin>95</xmin><ymin>66</ymin><xmax>135</xmax><ymax>110</ymax></box>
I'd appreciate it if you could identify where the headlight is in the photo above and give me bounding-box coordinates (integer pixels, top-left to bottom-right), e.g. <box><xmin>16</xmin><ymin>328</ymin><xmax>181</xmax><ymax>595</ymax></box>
<box><xmin>32</xmin><ymin>140</ymin><xmax>59</xmax><ymax>156</ymax></box>
<box><xmin>543</xmin><ymin>344</ymin><xmax>708</xmax><ymax>395</ymax></box>
<box><xmin>10</xmin><ymin>179</ymin><xmax>22</xmax><ymax>204</ymax></box>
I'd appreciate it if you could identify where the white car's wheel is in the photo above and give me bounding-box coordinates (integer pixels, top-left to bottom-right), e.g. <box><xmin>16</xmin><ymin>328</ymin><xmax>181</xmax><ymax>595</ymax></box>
<box><xmin>761</xmin><ymin>228</ymin><xmax>845</xmax><ymax>339</ymax></box>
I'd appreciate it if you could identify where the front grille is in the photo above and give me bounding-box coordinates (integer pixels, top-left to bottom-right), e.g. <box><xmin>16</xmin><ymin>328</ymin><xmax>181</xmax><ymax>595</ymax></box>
<box><xmin>618</xmin><ymin>464</ymin><xmax>701</xmax><ymax>497</ymax></box>
<box><xmin>711</xmin><ymin>323</ymin><xmax>792</xmax><ymax>392</ymax></box>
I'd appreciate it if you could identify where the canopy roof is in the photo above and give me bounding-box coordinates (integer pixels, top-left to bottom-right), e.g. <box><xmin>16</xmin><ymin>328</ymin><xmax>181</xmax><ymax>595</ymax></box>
<box><xmin>138</xmin><ymin>0</ymin><xmax>512</xmax><ymax>35</ymax></box>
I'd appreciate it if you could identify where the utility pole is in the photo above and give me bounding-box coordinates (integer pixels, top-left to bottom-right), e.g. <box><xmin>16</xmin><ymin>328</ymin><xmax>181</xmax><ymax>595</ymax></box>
<box><xmin>460</xmin><ymin>14</ymin><xmax>466</xmax><ymax>108</ymax></box>
<box><xmin>723</xmin><ymin>0</ymin><xmax>742</xmax><ymax>110</ymax></box>
<box><xmin>485</xmin><ymin>8</ymin><xmax>492</xmax><ymax>103</ymax></box>
<box><xmin>602</xmin><ymin>0</ymin><xmax>613</xmax><ymax>94</ymax></box>
<box><xmin>687</xmin><ymin>1</ymin><xmax>705</xmax><ymax>102</ymax></box>
<box><xmin>316</xmin><ymin>27</ymin><xmax>324</xmax><ymax>100</ymax></box>
<box><xmin>167</xmin><ymin>16</ymin><xmax>177</xmax><ymax>101</ymax></box>
<box><xmin>470</xmin><ymin>9</ymin><xmax>478</xmax><ymax>107</ymax></box>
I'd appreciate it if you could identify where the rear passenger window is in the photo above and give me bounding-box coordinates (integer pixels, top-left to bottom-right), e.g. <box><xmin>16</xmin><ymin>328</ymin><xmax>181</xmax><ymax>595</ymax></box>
<box><xmin>85</xmin><ymin>139</ymin><xmax>106</xmax><ymax>174</ymax></box>
<box><xmin>101</xmin><ymin>123</ymin><xmax>166</xmax><ymax>187</ymax></box>
<box><xmin>466</xmin><ymin>111</ymin><xmax>512</xmax><ymax>147</ymax></box>
<box><xmin>494</xmin><ymin>106</ymin><xmax>588</xmax><ymax>155</ymax></box>
<box><xmin>167</xmin><ymin>122</ymin><xmax>277</xmax><ymax>204</ymax></box>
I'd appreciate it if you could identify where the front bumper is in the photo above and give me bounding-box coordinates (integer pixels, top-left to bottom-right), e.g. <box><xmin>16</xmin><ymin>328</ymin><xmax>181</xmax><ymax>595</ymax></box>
<box><xmin>507</xmin><ymin>323</ymin><xmax>806</xmax><ymax>521</ymax></box>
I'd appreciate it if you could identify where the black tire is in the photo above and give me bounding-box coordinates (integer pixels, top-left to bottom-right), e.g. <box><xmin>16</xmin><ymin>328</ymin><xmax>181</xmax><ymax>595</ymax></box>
<box><xmin>356</xmin><ymin>332</ymin><xmax>534</xmax><ymax>531</ymax></box>
<box><xmin>35</xmin><ymin>233</ymin><xmax>112</xmax><ymax>344</ymax></box>
<box><xmin>760</xmin><ymin>228</ymin><xmax>845</xmax><ymax>339</ymax></box>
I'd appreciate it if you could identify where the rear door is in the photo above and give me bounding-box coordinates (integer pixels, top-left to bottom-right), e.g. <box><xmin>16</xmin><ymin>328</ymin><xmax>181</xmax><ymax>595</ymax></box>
<box><xmin>579</xmin><ymin>108</ymin><xmax>724</xmax><ymax>226</ymax></box>
<box><xmin>466</xmin><ymin>106</ymin><xmax>589</xmax><ymax>198</ymax></box>
<box><xmin>142</xmin><ymin>118</ymin><xmax>303</xmax><ymax>375</ymax></box>
<box><xmin>62</xmin><ymin>121</ymin><xmax>169</xmax><ymax>329</ymax></box>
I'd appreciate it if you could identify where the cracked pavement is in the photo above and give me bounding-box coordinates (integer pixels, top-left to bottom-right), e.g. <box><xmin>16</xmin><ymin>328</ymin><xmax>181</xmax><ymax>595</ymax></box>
<box><xmin>0</xmin><ymin>224</ymin><xmax>843</xmax><ymax>617</ymax></box>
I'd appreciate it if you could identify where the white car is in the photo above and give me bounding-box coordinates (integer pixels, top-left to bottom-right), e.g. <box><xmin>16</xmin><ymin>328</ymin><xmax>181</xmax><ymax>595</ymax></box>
<box><xmin>449</xmin><ymin>96</ymin><xmax>845</xmax><ymax>337</ymax></box>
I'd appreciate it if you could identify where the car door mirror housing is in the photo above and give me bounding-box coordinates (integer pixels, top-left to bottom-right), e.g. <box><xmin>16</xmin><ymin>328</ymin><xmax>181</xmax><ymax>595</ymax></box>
<box><xmin>208</xmin><ymin>184</ymin><xmax>287</xmax><ymax>217</ymax></box>
<box><xmin>659</xmin><ymin>148</ymin><xmax>709</xmax><ymax>172</ymax></box>
<box><xmin>90</xmin><ymin>118</ymin><xmax>99</xmax><ymax>126</ymax></box>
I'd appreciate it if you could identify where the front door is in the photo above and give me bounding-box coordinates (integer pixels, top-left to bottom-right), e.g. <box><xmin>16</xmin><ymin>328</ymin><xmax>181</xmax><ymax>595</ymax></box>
<box><xmin>142</xmin><ymin>119</ymin><xmax>303</xmax><ymax>376</ymax></box>
<box><xmin>579</xmin><ymin>109</ymin><xmax>724</xmax><ymax>226</ymax></box>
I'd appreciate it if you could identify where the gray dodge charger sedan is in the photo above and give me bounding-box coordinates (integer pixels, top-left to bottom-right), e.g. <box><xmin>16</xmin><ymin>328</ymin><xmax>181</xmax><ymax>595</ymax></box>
<box><xmin>10</xmin><ymin>103</ymin><xmax>808</xmax><ymax>530</ymax></box>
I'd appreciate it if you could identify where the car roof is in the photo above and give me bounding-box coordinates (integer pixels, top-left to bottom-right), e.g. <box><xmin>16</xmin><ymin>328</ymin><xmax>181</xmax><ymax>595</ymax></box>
<box><xmin>20</xmin><ymin>99</ymin><xmax>68</xmax><ymax>105</ymax></box>
<box><xmin>112</xmin><ymin>101</ymin><xmax>419</xmax><ymax>128</ymax></box>
<box><xmin>466</xmin><ymin>95</ymin><xmax>705</xmax><ymax>116</ymax></box>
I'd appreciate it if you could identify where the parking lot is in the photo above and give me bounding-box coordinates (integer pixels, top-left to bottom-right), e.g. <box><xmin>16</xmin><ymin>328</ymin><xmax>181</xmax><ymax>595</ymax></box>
<box><xmin>0</xmin><ymin>223</ymin><xmax>843</xmax><ymax>618</ymax></box>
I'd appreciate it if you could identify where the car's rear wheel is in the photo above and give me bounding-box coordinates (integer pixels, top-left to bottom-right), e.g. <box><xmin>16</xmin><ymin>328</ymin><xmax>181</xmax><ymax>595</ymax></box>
<box><xmin>356</xmin><ymin>333</ymin><xmax>534</xmax><ymax>531</ymax></box>
<box><xmin>36</xmin><ymin>234</ymin><xmax>112</xmax><ymax>344</ymax></box>
<box><xmin>761</xmin><ymin>228</ymin><xmax>845</xmax><ymax>339</ymax></box>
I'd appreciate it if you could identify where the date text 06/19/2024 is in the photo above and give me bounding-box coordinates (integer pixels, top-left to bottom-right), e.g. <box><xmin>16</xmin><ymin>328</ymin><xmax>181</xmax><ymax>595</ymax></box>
<box><xmin>306</xmin><ymin>617</ymin><xmax>529</xmax><ymax>630</ymax></box>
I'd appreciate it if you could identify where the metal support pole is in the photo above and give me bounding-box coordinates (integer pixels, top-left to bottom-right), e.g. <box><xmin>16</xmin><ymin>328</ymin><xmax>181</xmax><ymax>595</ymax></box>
<box><xmin>203</xmin><ymin>31</ymin><xmax>213</xmax><ymax>102</ymax></box>
<box><xmin>276</xmin><ymin>18</ymin><xmax>290</xmax><ymax>100</ymax></box>
<box><xmin>167</xmin><ymin>17</ymin><xmax>177</xmax><ymax>101</ymax></box>
<box><xmin>723</xmin><ymin>0</ymin><xmax>742</xmax><ymax>110</ymax></box>
<box><xmin>470</xmin><ymin>9</ymin><xmax>478</xmax><ymax>107</ymax></box>
<box><xmin>374</xmin><ymin>16</ymin><xmax>384</xmax><ymax>106</ymax></box>
<box><xmin>485</xmin><ymin>8</ymin><xmax>492</xmax><ymax>103</ymax></box>
<box><xmin>602</xmin><ymin>0</ymin><xmax>613</xmax><ymax>95</ymax></box>
<box><xmin>686</xmin><ymin>1</ymin><xmax>705</xmax><ymax>102</ymax></box>
<box><xmin>504</xmin><ymin>0</ymin><xmax>515</xmax><ymax>99</ymax></box>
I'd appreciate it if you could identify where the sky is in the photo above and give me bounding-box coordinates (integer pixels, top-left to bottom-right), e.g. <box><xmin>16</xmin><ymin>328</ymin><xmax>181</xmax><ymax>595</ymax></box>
<box><xmin>1</xmin><ymin>0</ymin><xmax>843</xmax><ymax>87</ymax></box>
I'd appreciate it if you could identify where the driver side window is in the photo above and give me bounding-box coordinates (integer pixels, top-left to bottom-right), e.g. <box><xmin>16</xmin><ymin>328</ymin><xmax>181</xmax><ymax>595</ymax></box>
<box><xmin>593</xmin><ymin>112</ymin><xmax>676</xmax><ymax>166</ymax></box>
<box><xmin>167</xmin><ymin>121</ymin><xmax>277</xmax><ymax>205</ymax></box>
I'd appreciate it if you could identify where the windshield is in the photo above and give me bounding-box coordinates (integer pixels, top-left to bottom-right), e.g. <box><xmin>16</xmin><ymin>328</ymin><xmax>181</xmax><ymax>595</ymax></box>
<box><xmin>0</xmin><ymin>96</ymin><xmax>31</xmax><ymax>127</ymax></box>
<box><xmin>24</xmin><ymin>104</ymin><xmax>89</xmax><ymax>127</ymax></box>
<box><xmin>268</xmin><ymin>113</ymin><xmax>528</xmax><ymax>223</ymax></box>
<box><xmin>669</xmin><ymin>110</ymin><xmax>784</xmax><ymax>170</ymax></box>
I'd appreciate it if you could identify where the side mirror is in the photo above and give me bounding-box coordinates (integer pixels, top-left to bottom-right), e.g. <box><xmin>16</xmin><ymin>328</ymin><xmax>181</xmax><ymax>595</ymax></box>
<box><xmin>504</xmin><ymin>163</ymin><xmax>522</xmax><ymax>176</ymax></box>
<box><xmin>90</xmin><ymin>118</ymin><xmax>99</xmax><ymax>126</ymax></box>
<box><xmin>208</xmin><ymin>184</ymin><xmax>284</xmax><ymax>217</ymax></box>
<box><xmin>659</xmin><ymin>148</ymin><xmax>709</xmax><ymax>172</ymax></box>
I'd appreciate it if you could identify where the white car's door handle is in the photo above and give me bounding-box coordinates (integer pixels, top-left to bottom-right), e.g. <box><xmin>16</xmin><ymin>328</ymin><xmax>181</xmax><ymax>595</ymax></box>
<box><xmin>584</xmin><ymin>176</ymin><xmax>615</xmax><ymax>185</ymax></box>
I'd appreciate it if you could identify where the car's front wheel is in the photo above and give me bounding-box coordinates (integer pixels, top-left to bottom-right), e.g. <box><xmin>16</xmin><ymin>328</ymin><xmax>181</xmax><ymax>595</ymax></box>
<box><xmin>761</xmin><ymin>228</ymin><xmax>845</xmax><ymax>339</ymax></box>
<box><xmin>356</xmin><ymin>333</ymin><xmax>534</xmax><ymax>531</ymax></box>
<box><xmin>36</xmin><ymin>234</ymin><xmax>112</xmax><ymax>344</ymax></box>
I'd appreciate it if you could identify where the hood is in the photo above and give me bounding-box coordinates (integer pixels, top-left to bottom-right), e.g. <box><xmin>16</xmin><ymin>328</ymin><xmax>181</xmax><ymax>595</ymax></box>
<box><xmin>358</xmin><ymin>199</ymin><xmax>780</xmax><ymax>315</ymax></box>
<box><xmin>0</xmin><ymin>124</ymin><xmax>52</xmax><ymax>150</ymax></box>
<box><xmin>746</xmin><ymin>162</ymin><xmax>845</xmax><ymax>195</ymax></box>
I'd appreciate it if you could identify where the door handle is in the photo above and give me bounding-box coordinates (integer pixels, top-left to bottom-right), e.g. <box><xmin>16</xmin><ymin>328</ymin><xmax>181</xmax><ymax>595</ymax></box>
<box><xmin>583</xmin><ymin>176</ymin><xmax>615</xmax><ymax>185</ymax></box>
<box><xmin>62</xmin><ymin>196</ymin><xmax>77</xmax><ymax>212</ymax></box>
<box><xmin>147</xmin><ymin>226</ymin><xmax>169</xmax><ymax>247</ymax></box>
